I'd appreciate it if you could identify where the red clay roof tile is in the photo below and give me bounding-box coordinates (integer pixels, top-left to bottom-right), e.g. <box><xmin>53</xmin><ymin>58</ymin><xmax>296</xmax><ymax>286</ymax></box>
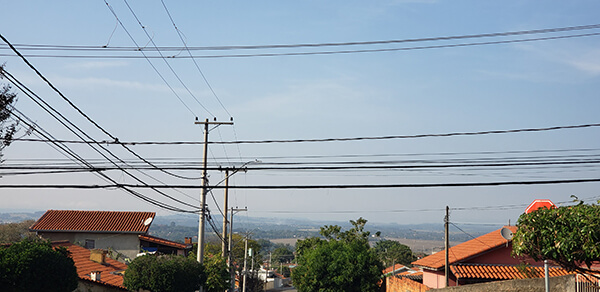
<box><xmin>412</xmin><ymin>226</ymin><xmax>517</xmax><ymax>270</ymax></box>
<box><xmin>30</xmin><ymin>210</ymin><xmax>155</xmax><ymax>233</ymax></box>
<box><xmin>52</xmin><ymin>241</ymin><xmax>128</xmax><ymax>289</ymax></box>
<box><xmin>139</xmin><ymin>234</ymin><xmax>190</xmax><ymax>250</ymax></box>
<box><xmin>450</xmin><ymin>263</ymin><xmax>572</xmax><ymax>280</ymax></box>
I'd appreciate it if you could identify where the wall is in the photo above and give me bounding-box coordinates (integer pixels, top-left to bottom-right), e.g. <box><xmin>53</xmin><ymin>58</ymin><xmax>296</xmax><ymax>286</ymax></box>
<box><xmin>40</xmin><ymin>232</ymin><xmax>140</xmax><ymax>260</ymax></box>
<box><xmin>467</xmin><ymin>245</ymin><xmax>541</xmax><ymax>267</ymax></box>
<box><xmin>434</xmin><ymin>275</ymin><xmax>576</xmax><ymax>292</ymax></box>
<box><xmin>387</xmin><ymin>276</ymin><xmax>430</xmax><ymax>292</ymax></box>
<box><xmin>423</xmin><ymin>269</ymin><xmax>456</xmax><ymax>288</ymax></box>
<box><xmin>75</xmin><ymin>280</ymin><xmax>127</xmax><ymax>292</ymax></box>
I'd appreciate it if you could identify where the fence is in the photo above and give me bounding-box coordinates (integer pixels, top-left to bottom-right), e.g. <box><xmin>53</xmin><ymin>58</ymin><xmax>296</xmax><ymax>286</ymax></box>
<box><xmin>576</xmin><ymin>274</ymin><xmax>600</xmax><ymax>292</ymax></box>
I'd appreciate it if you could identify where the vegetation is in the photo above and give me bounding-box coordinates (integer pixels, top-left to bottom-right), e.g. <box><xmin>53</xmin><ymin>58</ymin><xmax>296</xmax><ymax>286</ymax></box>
<box><xmin>513</xmin><ymin>198</ymin><xmax>600</xmax><ymax>277</ymax></box>
<box><xmin>293</xmin><ymin>218</ymin><xmax>384</xmax><ymax>292</ymax></box>
<box><xmin>123</xmin><ymin>254</ymin><xmax>205</xmax><ymax>292</ymax></box>
<box><xmin>0</xmin><ymin>67</ymin><xmax>19</xmax><ymax>164</ymax></box>
<box><xmin>0</xmin><ymin>239</ymin><xmax>78</xmax><ymax>292</ymax></box>
<box><xmin>373</xmin><ymin>239</ymin><xmax>416</xmax><ymax>268</ymax></box>
<box><xmin>0</xmin><ymin>220</ymin><xmax>36</xmax><ymax>244</ymax></box>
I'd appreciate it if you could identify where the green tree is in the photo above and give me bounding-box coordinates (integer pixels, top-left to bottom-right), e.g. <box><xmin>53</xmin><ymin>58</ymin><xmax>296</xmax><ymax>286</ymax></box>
<box><xmin>293</xmin><ymin>218</ymin><xmax>384</xmax><ymax>292</ymax></box>
<box><xmin>271</xmin><ymin>244</ymin><xmax>295</xmax><ymax>264</ymax></box>
<box><xmin>123</xmin><ymin>254</ymin><xmax>205</xmax><ymax>292</ymax></box>
<box><xmin>0</xmin><ymin>239</ymin><xmax>78</xmax><ymax>292</ymax></box>
<box><xmin>0</xmin><ymin>67</ymin><xmax>19</xmax><ymax>163</ymax></box>
<box><xmin>0</xmin><ymin>220</ymin><xmax>36</xmax><ymax>244</ymax></box>
<box><xmin>373</xmin><ymin>240</ymin><xmax>416</xmax><ymax>268</ymax></box>
<box><xmin>203</xmin><ymin>255</ymin><xmax>231</xmax><ymax>292</ymax></box>
<box><xmin>512</xmin><ymin>199</ymin><xmax>600</xmax><ymax>277</ymax></box>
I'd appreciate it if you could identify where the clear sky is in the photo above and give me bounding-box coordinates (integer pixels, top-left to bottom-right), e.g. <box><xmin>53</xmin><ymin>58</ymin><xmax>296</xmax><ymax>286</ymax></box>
<box><xmin>1</xmin><ymin>1</ymin><xmax>599</xmax><ymax>227</ymax></box>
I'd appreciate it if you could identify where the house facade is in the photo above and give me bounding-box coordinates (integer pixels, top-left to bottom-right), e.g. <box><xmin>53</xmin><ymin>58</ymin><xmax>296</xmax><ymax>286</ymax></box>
<box><xmin>30</xmin><ymin>210</ymin><xmax>191</xmax><ymax>260</ymax></box>
<box><xmin>411</xmin><ymin>225</ymin><xmax>571</xmax><ymax>289</ymax></box>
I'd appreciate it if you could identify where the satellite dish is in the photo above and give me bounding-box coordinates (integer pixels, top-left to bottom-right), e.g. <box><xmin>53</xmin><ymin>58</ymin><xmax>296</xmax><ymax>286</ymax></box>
<box><xmin>500</xmin><ymin>227</ymin><xmax>513</xmax><ymax>240</ymax></box>
<box><xmin>143</xmin><ymin>217</ymin><xmax>153</xmax><ymax>226</ymax></box>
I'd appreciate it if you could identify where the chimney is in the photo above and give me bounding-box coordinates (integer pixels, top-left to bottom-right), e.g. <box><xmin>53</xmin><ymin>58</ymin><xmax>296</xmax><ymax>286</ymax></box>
<box><xmin>90</xmin><ymin>249</ymin><xmax>107</xmax><ymax>265</ymax></box>
<box><xmin>90</xmin><ymin>271</ymin><xmax>101</xmax><ymax>281</ymax></box>
<box><xmin>185</xmin><ymin>237</ymin><xmax>192</xmax><ymax>244</ymax></box>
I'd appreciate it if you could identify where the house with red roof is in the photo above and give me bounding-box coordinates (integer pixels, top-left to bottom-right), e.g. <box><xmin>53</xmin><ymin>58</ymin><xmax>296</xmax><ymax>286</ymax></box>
<box><xmin>411</xmin><ymin>225</ymin><xmax>572</xmax><ymax>289</ymax></box>
<box><xmin>30</xmin><ymin>210</ymin><xmax>191</xmax><ymax>261</ymax></box>
<box><xmin>52</xmin><ymin>240</ymin><xmax>128</xmax><ymax>291</ymax></box>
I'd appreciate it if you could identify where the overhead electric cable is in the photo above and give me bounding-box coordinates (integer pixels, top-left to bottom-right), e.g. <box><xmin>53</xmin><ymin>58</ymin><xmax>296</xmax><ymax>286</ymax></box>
<box><xmin>11</xmin><ymin>122</ymin><xmax>600</xmax><ymax>145</ymax></box>
<box><xmin>2</xmin><ymin>32</ymin><xmax>598</xmax><ymax>59</ymax></box>
<box><xmin>121</xmin><ymin>0</ymin><xmax>214</xmax><ymax>117</ymax></box>
<box><xmin>2</xmin><ymin>67</ymin><xmax>200</xmax><ymax>211</ymax></box>
<box><xmin>1</xmin><ymin>33</ymin><xmax>202</xmax><ymax>181</ymax></box>
<box><xmin>2</xmin><ymin>178</ymin><xmax>599</xmax><ymax>189</ymax></box>
<box><xmin>3</xmin><ymin>23</ymin><xmax>600</xmax><ymax>52</ymax></box>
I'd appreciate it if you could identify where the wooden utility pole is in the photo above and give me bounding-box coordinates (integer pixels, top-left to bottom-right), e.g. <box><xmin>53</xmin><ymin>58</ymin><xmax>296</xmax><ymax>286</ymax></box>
<box><xmin>445</xmin><ymin>206</ymin><xmax>449</xmax><ymax>287</ymax></box>
<box><xmin>195</xmin><ymin>118</ymin><xmax>233</xmax><ymax>266</ymax></box>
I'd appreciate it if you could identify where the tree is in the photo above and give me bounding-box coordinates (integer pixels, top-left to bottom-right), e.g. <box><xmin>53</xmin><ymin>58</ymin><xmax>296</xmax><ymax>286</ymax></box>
<box><xmin>0</xmin><ymin>66</ymin><xmax>19</xmax><ymax>163</ymax></box>
<box><xmin>123</xmin><ymin>254</ymin><xmax>205</xmax><ymax>292</ymax></box>
<box><xmin>271</xmin><ymin>244</ymin><xmax>295</xmax><ymax>264</ymax></box>
<box><xmin>0</xmin><ymin>239</ymin><xmax>78</xmax><ymax>292</ymax></box>
<box><xmin>0</xmin><ymin>220</ymin><xmax>37</xmax><ymax>244</ymax></box>
<box><xmin>293</xmin><ymin>218</ymin><xmax>384</xmax><ymax>292</ymax></box>
<box><xmin>373</xmin><ymin>240</ymin><xmax>416</xmax><ymax>268</ymax></box>
<box><xmin>512</xmin><ymin>199</ymin><xmax>600</xmax><ymax>277</ymax></box>
<box><xmin>203</xmin><ymin>255</ymin><xmax>231</xmax><ymax>292</ymax></box>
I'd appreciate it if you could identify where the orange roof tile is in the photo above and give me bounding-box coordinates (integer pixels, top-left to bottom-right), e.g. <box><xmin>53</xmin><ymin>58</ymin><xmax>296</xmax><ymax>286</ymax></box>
<box><xmin>30</xmin><ymin>210</ymin><xmax>155</xmax><ymax>234</ymax></box>
<box><xmin>383</xmin><ymin>263</ymin><xmax>408</xmax><ymax>274</ymax></box>
<box><xmin>139</xmin><ymin>234</ymin><xmax>191</xmax><ymax>250</ymax></box>
<box><xmin>450</xmin><ymin>263</ymin><xmax>572</xmax><ymax>280</ymax></box>
<box><xmin>412</xmin><ymin>226</ymin><xmax>517</xmax><ymax>270</ymax></box>
<box><xmin>52</xmin><ymin>241</ymin><xmax>128</xmax><ymax>290</ymax></box>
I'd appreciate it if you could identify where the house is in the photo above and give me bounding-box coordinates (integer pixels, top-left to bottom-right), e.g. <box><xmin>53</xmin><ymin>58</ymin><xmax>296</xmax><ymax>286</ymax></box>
<box><xmin>30</xmin><ymin>210</ymin><xmax>191</xmax><ymax>260</ymax></box>
<box><xmin>411</xmin><ymin>225</ymin><xmax>572</xmax><ymax>289</ymax></box>
<box><xmin>384</xmin><ymin>264</ymin><xmax>427</xmax><ymax>292</ymax></box>
<box><xmin>52</xmin><ymin>240</ymin><xmax>128</xmax><ymax>292</ymax></box>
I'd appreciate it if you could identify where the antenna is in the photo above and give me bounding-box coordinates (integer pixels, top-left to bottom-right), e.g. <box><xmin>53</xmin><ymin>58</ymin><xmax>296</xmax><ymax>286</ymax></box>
<box><xmin>500</xmin><ymin>227</ymin><xmax>513</xmax><ymax>240</ymax></box>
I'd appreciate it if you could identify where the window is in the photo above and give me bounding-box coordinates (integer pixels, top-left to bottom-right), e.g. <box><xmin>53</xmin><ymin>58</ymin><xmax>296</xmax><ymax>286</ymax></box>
<box><xmin>85</xmin><ymin>239</ymin><xmax>95</xmax><ymax>249</ymax></box>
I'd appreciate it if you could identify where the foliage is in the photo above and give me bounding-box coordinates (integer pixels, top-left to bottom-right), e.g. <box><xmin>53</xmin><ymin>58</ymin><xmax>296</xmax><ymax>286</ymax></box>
<box><xmin>293</xmin><ymin>218</ymin><xmax>384</xmax><ymax>292</ymax></box>
<box><xmin>373</xmin><ymin>240</ymin><xmax>416</xmax><ymax>268</ymax></box>
<box><xmin>0</xmin><ymin>67</ymin><xmax>19</xmax><ymax>162</ymax></box>
<box><xmin>0</xmin><ymin>220</ymin><xmax>36</xmax><ymax>243</ymax></box>
<box><xmin>203</xmin><ymin>255</ymin><xmax>231</xmax><ymax>292</ymax></box>
<box><xmin>0</xmin><ymin>239</ymin><xmax>78</xmax><ymax>292</ymax></box>
<box><xmin>513</xmin><ymin>199</ymin><xmax>600</xmax><ymax>276</ymax></box>
<box><xmin>123</xmin><ymin>254</ymin><xmax>205</xmax><ymax>292</ymax></box>
<box><xmin>271</xmin><ymin>244</ymin><xmax>295</xmax><ymax>264</ymax></box>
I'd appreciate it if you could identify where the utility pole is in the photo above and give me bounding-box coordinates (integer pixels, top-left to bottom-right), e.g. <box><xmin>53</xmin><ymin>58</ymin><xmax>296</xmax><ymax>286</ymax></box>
<box><xmin>195</xmin><ymin>118</ymin><xmax>233</xmax><ymax>266</ymax></box>
<box><xmin>222</xmin><ymin>170</ymin><xmax>229</xmax><ymax>257</ymax></box>
<box><xmin>445</xmin><ymin>206</ymin><xmax>449</xmax><ymax>287</ymax></box>
<box><xmin>229</xmin><ymin>207</ymin><xmax>247</xmax><ymax>292</ymax></box>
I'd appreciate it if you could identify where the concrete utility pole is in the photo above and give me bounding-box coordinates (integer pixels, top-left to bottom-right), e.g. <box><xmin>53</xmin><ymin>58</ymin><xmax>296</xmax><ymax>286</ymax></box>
<box><xmin>222</xmin><ymin>170</ymin><xmax>229</xmax><ymax>257</ymax></box>
<box><xmin>445</xmin><ymin>206</ymin><xmax>449</xmax><ymax>287</ymax></box>
<box><xmin>229</xmin><ymin>207</ymin><xmax>247</xmax><ymax>292</ymax></box>
<box><xmin>195</xmin><ymin>118</ymin><xmax>233</xmax><ymax>266</ymax></box>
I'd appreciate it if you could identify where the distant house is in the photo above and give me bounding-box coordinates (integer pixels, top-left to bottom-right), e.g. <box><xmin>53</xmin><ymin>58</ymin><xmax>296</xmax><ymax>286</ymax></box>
<box><xmin>52</xmin><ymin>240</ymin><xmax>128</xmax><ymax>292</ymax></box>
<box><xmin>411</xmin><ymin>225</ymin><xmax>572</xmax><ymax>289</ymax></box>
<box><xmin>30</xmin><ymin>210</ymin><xmax>191</xmax><ymax>260</ymax></box>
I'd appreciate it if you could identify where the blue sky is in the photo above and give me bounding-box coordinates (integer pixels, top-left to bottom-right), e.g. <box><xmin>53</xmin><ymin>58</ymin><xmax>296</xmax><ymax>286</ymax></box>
<box><xmin>1</xmin><ymin>1</ymin><xmax>599</xmax><ymax>226</ymax></box>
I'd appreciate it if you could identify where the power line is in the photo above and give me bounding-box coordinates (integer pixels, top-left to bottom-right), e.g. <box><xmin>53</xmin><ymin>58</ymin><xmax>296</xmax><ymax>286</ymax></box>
<box><xmin>2</xmin><ymin>177</ymin><xmax>599</xmax><ymax>189</ymax></box>
<box><xmin>3</xmin><ymin>23</ymin><xmax>600</xmax><ymax>52</ymax></box>
<box><xmin>2</xmin><ymin>32</ymin><xmax>599</xmax><ymax>59</ymax></box>
<box><xmin>11</xmin><ymin>122</ymin><xmax>600</xmax><ymax>145</ymax></box>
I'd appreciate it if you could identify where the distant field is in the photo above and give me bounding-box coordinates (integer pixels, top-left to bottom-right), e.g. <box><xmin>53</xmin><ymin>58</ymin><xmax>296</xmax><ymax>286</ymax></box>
<box><xmin>270</xmin><ymin>237</ymin><xmax>463</xmax><ymax>256</ymax></box>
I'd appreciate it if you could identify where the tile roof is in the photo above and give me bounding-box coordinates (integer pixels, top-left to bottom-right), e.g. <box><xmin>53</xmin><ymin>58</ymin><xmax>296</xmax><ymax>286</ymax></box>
<box><xmin>450</xmin><ymin>263</ymin><xmax>572</xmax><ymax>280</ymax></box>
<box><xmin>30</xmin><ymin>210</ymin><xmax>155</xmax><ymax>234</ymax></box>
<box><xmin>52</xmin><ymin>241</ymin><xmax>127</xmax><ymax>290</ymax></box>
<box><xmin>412</xmin><ymin>226</ymin><xmax>517</xmax><ymax>270</ymax></box>
<box><xmin>383</xmin><ymin>263</ymin><xmax>408</xmax><ymax>275</ymax></box>
<box><xmin>139</xmin><ymin>234</ymin><xmax>191</xmax><ymax>249</ymax></box>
